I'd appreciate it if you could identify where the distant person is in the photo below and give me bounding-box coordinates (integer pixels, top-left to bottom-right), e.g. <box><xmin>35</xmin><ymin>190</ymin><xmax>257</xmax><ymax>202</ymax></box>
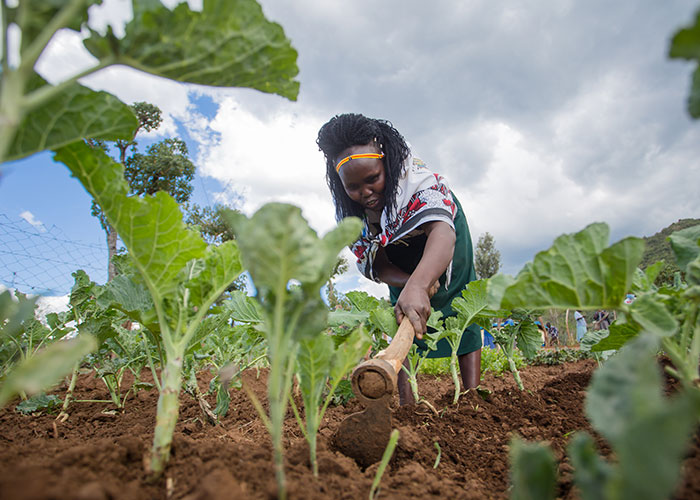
<box><xmin>574</xmin><ymin>310</ymin><xmax>587</xmax><ymax>342</ymax></box>
<box><xmin>593</xmin><ymin>309</ymin><xmax>610</xmax><ymax>330</ymax></box>
<box><xmin>546</xmin><ymin>322</ymin><xmax>559</xmax><ymax>347</ymax></box>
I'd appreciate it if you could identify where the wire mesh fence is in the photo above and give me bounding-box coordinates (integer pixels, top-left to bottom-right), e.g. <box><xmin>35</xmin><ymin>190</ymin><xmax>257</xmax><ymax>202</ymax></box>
<box><xmin>0</xmin><ymin>214</ymin><xmax>107</xmax><ymax>296</ymax></box>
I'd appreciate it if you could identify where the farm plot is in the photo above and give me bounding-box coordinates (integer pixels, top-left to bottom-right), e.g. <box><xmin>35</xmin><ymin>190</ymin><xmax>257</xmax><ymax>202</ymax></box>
<box><xmin>4</xmin><ymin>358</ymin><xmax>697</xmax><ymax>500</ymax></box>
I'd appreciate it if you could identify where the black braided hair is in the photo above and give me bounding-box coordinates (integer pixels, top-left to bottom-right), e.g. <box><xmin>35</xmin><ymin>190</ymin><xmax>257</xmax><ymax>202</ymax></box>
<box><xmin>317</xmin><ymin>113</ymin><xmax>410</xmax><ymax>222</ymax></box>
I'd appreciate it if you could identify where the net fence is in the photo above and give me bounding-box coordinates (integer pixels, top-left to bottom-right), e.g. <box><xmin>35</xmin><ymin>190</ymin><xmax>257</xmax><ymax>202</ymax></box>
<box><xmin>0</xmin><ymin>214</ymin><xmax>107</xmax><ymax>296</ymax></box>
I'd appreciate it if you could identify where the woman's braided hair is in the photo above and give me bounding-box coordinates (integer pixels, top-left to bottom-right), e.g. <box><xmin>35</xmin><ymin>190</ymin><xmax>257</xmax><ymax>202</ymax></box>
<box><xmin>317</xmin><ymin>113</ymin><xmax>410</xmax><ymax>221</ymax></box>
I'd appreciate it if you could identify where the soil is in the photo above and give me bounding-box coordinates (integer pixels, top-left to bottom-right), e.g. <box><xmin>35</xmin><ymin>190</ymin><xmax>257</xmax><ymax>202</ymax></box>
<box><xmin>0</xmin><ymin>359</ymin><xmax>698</xmax><ymax>500</ymax></box>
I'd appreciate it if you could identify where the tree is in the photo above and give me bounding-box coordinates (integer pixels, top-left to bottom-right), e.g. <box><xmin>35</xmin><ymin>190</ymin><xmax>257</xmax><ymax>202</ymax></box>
<box><xmin>474</xmin><ymin>232</ymin><xmax>501</xmax><ymax>279</ymax></box>
<box><xmin>91</xmin><ymin>102</ymin><xmax>195</xmax><ymax>279</ymax></box>
<box><xmin>326</xmin><ymin>256</ymin><xmax>349</xmax><ymax>309</ymax></box>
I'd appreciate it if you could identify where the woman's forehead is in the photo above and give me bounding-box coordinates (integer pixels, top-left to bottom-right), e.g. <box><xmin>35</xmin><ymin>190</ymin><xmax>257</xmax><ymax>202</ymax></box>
<box><xmin>336</xmin><ymin>143</ymin><xmax>381</xmax><ymax>162</ymax></box>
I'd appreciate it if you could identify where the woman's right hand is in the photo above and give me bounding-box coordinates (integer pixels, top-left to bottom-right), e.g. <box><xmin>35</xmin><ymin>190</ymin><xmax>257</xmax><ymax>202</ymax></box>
<box><xmin>394</xmin><ymin>280</ymin><xmax>439</xmax><ymax>339</ymax></box>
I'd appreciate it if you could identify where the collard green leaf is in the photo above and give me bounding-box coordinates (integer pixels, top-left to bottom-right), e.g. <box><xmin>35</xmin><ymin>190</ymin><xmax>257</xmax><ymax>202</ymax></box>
<box><xmin>5</xmin><ymin>1</ymin><xmax>98</xmax><ymax>53</ymax></box>
<box><xmin>452</xmin><ymin>279</ymin><xmax>493</xmax><ymax>328</ymax></box>
<box><xmin>628</xmin><ymin>294</ymin><xmax>678</xmax><ymax>336</ymax></box>
<box><xmin>83</xmin><ymin>0</ymin><xmax>299</xmax><ymax>100</ymax></box>
<box><xmin>567</xmin><ymin>432</ymin><xmax>615</xmax><ymax>500</ymax></box>
<box><xmin>669</xmin><ymin>10</ymin><xmax>700</xmax><ymax>118</ymax></box>
<box><xmin>668</xmin><ymin>224</ymin><xmax>700</xmax><ymax>272</ymax></box>
<box><xmin>489</xmin><ymin>223</ymin><xmax>644</xmax><ymax>311</ymax></box>
<box><xmin>297</xmin><ymin>334</ymin><xmax>333</xmax><ymax>410</ymax></box>
<box><xmin>98</xmin><ymin>274</ymin><xmax>155</xmax><ymax>314</ymax></box>
<box><xmin>327</xmin><ymin>309</ymin><xmax>369</xmax><ymax>327</ymax></box>
<box><xmin>0</xmin><ymin>290</ymin><xmax>37</xmax><ymax>340</ymax></box>
<box><xmin>329</xmin><ymin>326</ymin><xmax>371</xmax><ymax>384</ymax></box>
<box><xmin>185</xmin><ymin>241</ymin><xmax>243</xmax><ymax>307</ymax></box>
<box><xmin>369</xmin><ymin>308</ymin><xmax>398</xmax><ymax>338</ymax></box>
<box><xmin>590</xmin><ymin>322</ymin><xmax>640</xmax><ymax>352</ymax></box>
<box><xmin>15</xmin><ymin>392</ymin><xmax>62</xmax><ymax>415</ymax></box>
<box><xmin>509</xmin><ymin>436</ymin><xmax>557</xmax><ymax>500</ymax></box>
<box><xmin>55</xmin><ymin>141</ymin><xmax>207</xmax><ymax>298</ymax></box>
<box><xmin>0</xmin><ymin>334</ymin><xmax>97</xmax><ymax>407</ymax></box>
<box><xmin>224</xmin><ymin>290</ymin><xmax>263</xmax><ymax>323</ymax></box>
<box><xmin>8</xmin><ymin>75</ymin><xmax>138</xmax><ymax>163</ymax></box>
<box><xmin>515</xmin><ymin>319</ymin><xmax>543</xmax><ymax>359</ymax></box>
<box><xmin>345</xmin><ymin>291</ymin><xmax>382</xmax><ymax>312</ymax></box>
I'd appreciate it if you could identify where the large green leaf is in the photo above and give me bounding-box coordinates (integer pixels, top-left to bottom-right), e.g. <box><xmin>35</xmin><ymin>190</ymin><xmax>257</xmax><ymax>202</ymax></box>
<box><xmin>590</xmin><ymin>322</ymin><xmax>639</xmax><ymax>352</ymax></box>
<box><xmin>297</xmin><ymin>334</ymin><xmax>333</xmax><ymax>409</ymax></box>
<box><xmin>668</xmin><ymin>224</ymin><xmax>700</xmax><ymax>272</ymax></box>
<box><xmin>0</xmin><ymin>290</ymin><xmax>37</xmax><ymax>340</ymax></box>
<box><xmin>509</xmin><ymin>436</ymin><xmax>557</xmax><ymax>500</ymax></box>
<box><xmin>0</xmin><ymin>334</ymin><xmax>97</xmax><ymax>407</ymax></box>
<box><xmin>628</xmin><ymin>294</ymin><xmax>678</xmax><ymax>336</ymax></box>
<box><xmin>5</xmin><ymin>1</ymin><xmax>99</xmax><ymax>54</ymax></box>
<box><xmin>54</xmin><ymin>141</ymin><xmax>207</xmax><ymax>298</ymax></box>
<box><xmin>227</xmin><ymin>204</ymin><xmax>360</xmax><ymax>297</ymax></box>
<box><xmin>329</xmin><ymin>327</ymin><xmax>371</xmax><ymax>384</ymax></box>
<box><xmin>7</xmin><ymin>75</ymin><xmax>138</xmax><ymax>163</ymax></box>
<box><xmin>567</xmin><ymin>433</ymin><xmax>615</xmax><ymax>500</ymax></box>
<box><xmin>669</xmin><ymin>10</ymin><xmax>700</xmax><ymax>118</ymax></box>
<box><xmin>345</xmin><ymin>291</ymin><xmax>382</xmax><ymax>312</ymax></box>
<box><xmin>451</xmin><ymin>279</ymin><xmax>491</xmax><ymax>327</ymax></box>
<box><xmin>489</xmin><ymin>223</ymin><xmax>644</xmax><ymax>311</ymax></box>
<box><xmin>224</xmin><ymin>290</ymin><xmax>263</xmax><ymax>324</ymax></box>
<box><xmin>585</xmin><ymin>333</ymin><xmax>699</xmax><ymax>500</ymax></box>
<box><xmin>185</xmin><ymin>241</ymin><xmax>243</xmax><ymax>307</ymax></box>
<box><xmin>83</xmin><ymin>0</ymin><xmax>299</xmax><ymax>100</ymax></box>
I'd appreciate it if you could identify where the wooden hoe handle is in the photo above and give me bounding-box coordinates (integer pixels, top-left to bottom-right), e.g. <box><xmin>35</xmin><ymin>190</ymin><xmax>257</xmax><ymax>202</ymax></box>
<box><xmin>351</xmin><ymin>317</ymin><xmax>416</xmax><ymax>402</ymax></box>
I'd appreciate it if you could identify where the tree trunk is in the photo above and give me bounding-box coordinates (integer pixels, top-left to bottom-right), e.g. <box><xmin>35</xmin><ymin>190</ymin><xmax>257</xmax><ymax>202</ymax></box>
<box><xmin>107</xmin><ymin>223</ymin><xmax>118</xmax><ymax>280</ymax></box>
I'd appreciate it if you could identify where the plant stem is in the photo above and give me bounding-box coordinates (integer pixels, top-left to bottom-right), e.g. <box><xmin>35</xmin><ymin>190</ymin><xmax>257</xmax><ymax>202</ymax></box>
<box><xmin>61</xmin><ymin>364</ymin><xmax>79</xmax><ymax>413</ymax></box>
<box><xmin>148</xmin><ymin>353</ymin><xmax>183</xmax><ymax>478</ymax></box>
<box><xmin>508</xmin><ymin>357</ymin><xmax>524</xmax><ymax>391</ymax></box>
<box><xmin>450</xmin><ymin>350</ymin><xmax>460</xmax><ymax>404</ymax></box>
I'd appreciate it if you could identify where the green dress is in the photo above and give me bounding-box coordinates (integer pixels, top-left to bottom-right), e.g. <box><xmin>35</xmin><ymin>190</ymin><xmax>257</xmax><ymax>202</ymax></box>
<box><xmin>386</xmin><ymin>193</ymin><xmax>482</xmax><ymax>358</ymax></box>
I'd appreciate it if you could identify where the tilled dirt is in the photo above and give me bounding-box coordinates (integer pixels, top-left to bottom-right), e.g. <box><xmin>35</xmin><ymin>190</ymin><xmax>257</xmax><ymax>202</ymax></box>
<box><xmin>0</xmin><ymin>359</ymin><xmax>698</xmax><ymax>499</ymax></box>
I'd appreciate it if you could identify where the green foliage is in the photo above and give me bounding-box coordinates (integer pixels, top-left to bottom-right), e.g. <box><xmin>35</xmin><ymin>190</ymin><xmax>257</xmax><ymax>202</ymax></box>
<box><xmin>480</xmin><ymin>346</ymin><xmax>525</xmax><ymax>377</ymax></box>
<box><xmin>0</xmin><ymin>333</ymin><xmax>96</xmax><ymax>408</ymax></box>
<box><xmin>528</xmin><ymin>347</ymin><xmax>593</xmax><ymax>366</ymax></box>
<box><xmin>491</xmin><ymin>312</ymin><xmax>543</xmax><ymax>390</ymax></box>
<box><xmin>638</xmin><ymin>219</ymin><xmax>700</xmax><ymax>286</ymax></box>
<box><xmin>489</xmin><ymin>223</ymin><xmax>644</xmax><ymax>311</ymax></box>
<box><xmin>569</xmin><ymin>334</ymin><xmax>700</xmax><ymax>500</ymax></box>
<box><xmin>15</xmin><ymin>393</ymin><xmax>63</xmax><ymax>415</ymax></box>
<box><xmin>669</xmin><ymin>9</ymin><xmax>700</xmax><ymax>118</ymax></box>
<box><xmin>474</xmin><ymin>232</ymin><xmax>501</xmax><ymax>279</ymax></box>
<box><xmin>225</xmin><ymin>204</ymin><xmax>361</xmax><ymax>498</ymax></box>
<box><xmin>293</xmin><ymin>327</ymin><xmax>370</xmax><ymax>475</ymax></box>
<box><xmin>0</xmin><ymin>288</ymin><xmax>97</xmax><ymax>408</ymax></box>
<box><xmin>56</xmin><ymin>140</ymin><xmax>243</xmax><ymax>476</ymax></box>
<box><xmin>0</xmin><ymin>0</ymin><xmax>299</xmax><ymax>164</ymax></box>
<box><xmin>509</xmin><ymin>437</ymin><xmax>557</xmax><ymax>500</ymax></box>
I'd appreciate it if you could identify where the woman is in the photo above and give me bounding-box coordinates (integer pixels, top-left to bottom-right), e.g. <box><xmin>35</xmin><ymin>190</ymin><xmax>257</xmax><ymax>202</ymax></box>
<box><xmin>317</xmin><ymin>113</ymin><xmax>482</xmax><ymax>405</ymax></box>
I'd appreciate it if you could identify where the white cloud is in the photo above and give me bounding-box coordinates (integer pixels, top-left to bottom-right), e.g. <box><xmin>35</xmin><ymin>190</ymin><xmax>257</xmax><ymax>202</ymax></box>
<box><xmin>19</xmin><ymin>211</ymin><xmax>46</xmax><ymax>232</ymax></box>
<box><xmin>198</xmin><ymin>96</ymin><xmax>338</xmax><ymax>232</ymax></box>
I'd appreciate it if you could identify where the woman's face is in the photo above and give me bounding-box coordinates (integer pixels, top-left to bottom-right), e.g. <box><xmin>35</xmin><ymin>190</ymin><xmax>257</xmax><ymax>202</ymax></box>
<box><xmin>336</xmin><ymin>144</ymin><xmax>386</xmax><ymax>213</ymax></box>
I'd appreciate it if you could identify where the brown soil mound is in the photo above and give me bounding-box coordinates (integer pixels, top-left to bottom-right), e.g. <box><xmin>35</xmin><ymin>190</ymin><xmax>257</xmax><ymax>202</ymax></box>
<box><xmin>0</xmin><ymin>359</ymin><xmax>698</xmax><ymax>499</ymax></box>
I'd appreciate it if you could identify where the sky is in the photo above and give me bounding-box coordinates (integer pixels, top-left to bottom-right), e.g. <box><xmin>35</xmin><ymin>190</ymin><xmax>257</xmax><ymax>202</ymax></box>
<box><xmin>1</xmin><ymin>0</ymin><xmax>699</xmax><ymax>303</ymax></box>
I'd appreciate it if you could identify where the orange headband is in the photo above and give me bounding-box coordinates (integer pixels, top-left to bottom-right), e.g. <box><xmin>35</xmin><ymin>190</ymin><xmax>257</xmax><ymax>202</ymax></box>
<box><xmin>335</xmin><ymin>153</ymin><xmax>385</xmax><ymax>172</ymax></box>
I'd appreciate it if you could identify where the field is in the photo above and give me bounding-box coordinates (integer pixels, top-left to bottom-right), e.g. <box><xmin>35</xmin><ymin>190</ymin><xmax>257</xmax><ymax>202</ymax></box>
<box><xmin>1</xmin><ymin>357</ymin><xmax>698</xmax><ymax>500</ymax></box>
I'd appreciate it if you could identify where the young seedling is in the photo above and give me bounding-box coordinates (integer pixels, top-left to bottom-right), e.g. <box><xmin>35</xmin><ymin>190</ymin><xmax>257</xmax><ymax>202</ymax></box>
<box><xmin>291</xmin><ymin>327</ymin><xmax>371</xmax><ymax>476</ymax></box>
<box><xmin>369</xmin><ymin>429</ymin><xmax>400</xmax><ymax>500</ymax></box>
<box><xmin>491</xmin><ymin>311</ymin><xmax>543</xmax><ymax>391</ymax></box>
<box><xmin>401</xmin><ymin>339</ymin><xmax>439</xmax><ymax>414</ymax></box>
<box><xmin>226</xmin><ymin>204</ymin><xmax>361</xmax><ymax>499</ymax></box>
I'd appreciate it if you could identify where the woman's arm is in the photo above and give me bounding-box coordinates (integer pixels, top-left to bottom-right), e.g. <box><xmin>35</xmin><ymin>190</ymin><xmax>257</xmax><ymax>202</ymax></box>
<box><xmin>374</xmin><ymin>220</ymin><xmax>455</xmax><ymax>337</ymax></box>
